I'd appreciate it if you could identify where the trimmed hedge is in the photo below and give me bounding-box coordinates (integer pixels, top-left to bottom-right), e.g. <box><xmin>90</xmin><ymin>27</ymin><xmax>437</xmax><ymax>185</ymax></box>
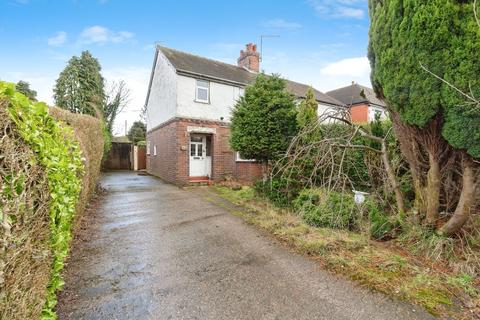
<box><xmin>0</xmin><ymin>82</ymin><xmax>104</xmax><ymax>319</ymax></box>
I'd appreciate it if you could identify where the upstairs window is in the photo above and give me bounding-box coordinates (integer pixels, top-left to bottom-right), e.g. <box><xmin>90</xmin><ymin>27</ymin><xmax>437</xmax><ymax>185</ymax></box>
<box><xmin>196</xmin><ymin>79</ymin><xmax>210</xmax><ymax>103</ymax></box>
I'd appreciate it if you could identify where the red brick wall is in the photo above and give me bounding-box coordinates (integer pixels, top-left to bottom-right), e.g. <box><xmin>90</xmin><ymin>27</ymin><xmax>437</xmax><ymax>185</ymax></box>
<box><xmin>350</xmin><ymin>103</ymin><xmax>369</xmax><ymax>125</ymax></box>
<box><xmin>147</xmin><ymin>118</ymin><xmax>263</xmax><ymax>185</ymax></box>
<box><xmin>146</xmin><ymin>120</ymin><xmax>179</xmax><ymax>184</ymax></box>
<box><xmin>234</xmin><ymin>161</ymin><xmax>263</xmax><ymax>183</ymax></box>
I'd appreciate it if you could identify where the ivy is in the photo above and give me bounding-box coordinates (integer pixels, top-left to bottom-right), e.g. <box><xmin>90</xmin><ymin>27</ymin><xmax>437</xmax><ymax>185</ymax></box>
<box><xmin>0</xmin><ymin>82</ymin><xmax>84</xmax><ymax>319</ymax></box>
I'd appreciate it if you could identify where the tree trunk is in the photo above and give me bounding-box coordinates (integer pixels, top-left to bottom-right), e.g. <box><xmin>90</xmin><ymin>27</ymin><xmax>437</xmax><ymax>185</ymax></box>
<box><xmin>381</xmin><ymin>140</ymin><xmax>406</xmax><ymax>213</ymax></box>
<box><xmin>439</xmin><ymin>160</ymin><xmax>476</xmax><ymax>236</ymax></box>
<box><xmin>426</xmin><ymin>153</ymin><xmax>441</xmax><ymax>225</ymax></box>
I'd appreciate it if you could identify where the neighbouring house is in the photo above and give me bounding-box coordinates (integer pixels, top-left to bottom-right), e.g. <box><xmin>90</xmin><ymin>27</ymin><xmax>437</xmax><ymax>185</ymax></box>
<box><xmin>144</xmin><ymin>43</ymin><xmax>344</xmax><ymax>185</ymax></box>
<box><xmin>326</xmin><ymin>82</ymin><xmax>388</xmax><ymax>125</ymax></box>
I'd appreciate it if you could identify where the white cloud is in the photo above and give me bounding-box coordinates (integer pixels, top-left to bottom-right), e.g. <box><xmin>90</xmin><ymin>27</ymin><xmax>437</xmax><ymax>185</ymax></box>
<box><xmin>79</xmin><ymin>26</ymin><xmax>134</xmax><ymax>45</ymax></box>
<box><xmin>321</xmin><ymin>56</ymin><xmax>370</xmax><ymax>77</ymax></box>
<box><xmin>263</xmin><ymin>18</ymin><xmax>302</xmax><ymax>30</ymax></box>
<box><xmin>336</xmin><ymin>6</ymin><xmax>364</xmax><ymax>19</ymax></box>
<box><xmin>316</xmin><ymin>56</ymin><xmax>371</xmax><ymax>90</ymax></box>
<box><xmin>306</xmin><ymin>0</ymin><xmax>366</xmax><ymax>19</ymax></box>
<box><xmin>48</xmin><ymin>31</ymin><xmax>67</xmax><ymax>46</ymax></box>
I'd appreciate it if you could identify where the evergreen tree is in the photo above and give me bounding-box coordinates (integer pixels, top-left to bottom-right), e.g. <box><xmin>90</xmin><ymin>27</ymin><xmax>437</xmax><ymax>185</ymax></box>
<box><xmin>15</xmin><ymin>80</ymin><xmax>37</xmax><ymax>101</ymax></box>
<box><xmin>368</xmin><ymin>0</ymin><xmax>480</xmax><ymax>234</ymax></box>
<box><xmin>54</xmin><ymin>51</ymin><xmax>105</xmax><ymax>117</ymax></box>
<box><xmin>230</xmin><ymin>74</ymin><xmax>298</xmax><ymax>165</ymax></box>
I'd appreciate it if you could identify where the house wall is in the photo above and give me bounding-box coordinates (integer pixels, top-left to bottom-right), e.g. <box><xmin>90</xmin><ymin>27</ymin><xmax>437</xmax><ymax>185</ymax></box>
<box><xmin>146</xmin><ymin>120</ymin><xmax>179</xmax><ymax>184</ymax></box>
<box><xmin>317</xmin><ymin>103</ymin><xmax>343</xmax><ymax>123</ymax></box>
<box><xmin>147</xmin><ymin>118</ymin><xmax>262</xmax><ymax>185</ymax></box>
<box><xmin>350</xmin><ymin>103</ymin><xmax>369</xmax><ymax>124</ymax></box>
<box><xmin>146</xmin><ymin>51</ymin><xmax>177</xmax><ymax>131</ymax></box>
<box><xmin>368</xmin><ymin>105</ymin><xmax>388</xmax><ymax>122</ymax></box>
<box><xmin>176</xmin><ymin>74</ymin><xmax>244</xmax><ymax>122</ymax></box>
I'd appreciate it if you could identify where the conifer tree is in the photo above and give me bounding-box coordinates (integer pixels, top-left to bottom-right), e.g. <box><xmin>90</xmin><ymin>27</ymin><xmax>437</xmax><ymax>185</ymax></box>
<box><xmin>368</xmin><ymin>0</ymin><xmax>480</xmax><ymax>234</ymax></box>
<box><xmin>230</xmin><ymin>74</ymin><xmax>298</xmax><ymax>168</ymax></box>
<box><xmin>54</xmin><ymin>51</ymin><xmax>105</xmax><ymax>117</ymax></box>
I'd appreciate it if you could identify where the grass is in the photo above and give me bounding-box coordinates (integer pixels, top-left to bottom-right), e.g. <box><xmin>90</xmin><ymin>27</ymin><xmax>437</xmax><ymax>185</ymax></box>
<box><xmin>209</xmin><ymin>185</ymin><xmax>480</xmax><ymax>320</ymax></box>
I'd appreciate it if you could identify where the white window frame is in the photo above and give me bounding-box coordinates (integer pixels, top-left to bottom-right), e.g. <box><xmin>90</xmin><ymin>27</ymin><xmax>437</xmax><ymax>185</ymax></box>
<box><xmin>235</xmin><ymin>151</ymin><xmax>256</xmax><ymax>162</ymax></box>
<box><xmin>195</xmin><ymin>79</ymin><xmax>210</xmax><ymax>103</ymax></box>
<box><xmin>146</xmin><ymin>140</ymin><xmax>151</xmax><ymax>155</ymax></box>
<box><xmin>153</xmin><ymin>145</ymin><xmax>157</xmax><ymax>156</ymax></box>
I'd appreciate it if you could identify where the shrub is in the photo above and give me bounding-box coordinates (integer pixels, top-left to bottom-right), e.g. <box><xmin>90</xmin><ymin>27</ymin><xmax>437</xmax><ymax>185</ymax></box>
<box><xmin>293</xmin><ymin>188</ymin><xmax>358</xmax><ymax>230</ymax></box>
<box><xmin>0</xmin><ymin>100</ymin><xmax>51</xmax><ymax>320</ymax></box>
<box><xmin>0</xmin><ymin>82</ymin><xmax>104</xmax><ymax>319</ymax></box>
<box><xmin>254</xmin><ymin>175</ymin><xmax>303</xmax><ymax>207</ymax></box>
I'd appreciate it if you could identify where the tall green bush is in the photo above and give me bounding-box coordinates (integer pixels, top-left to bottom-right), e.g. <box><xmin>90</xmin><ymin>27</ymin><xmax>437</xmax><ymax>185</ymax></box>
<box><xmin>230</xmin><ymin>74</ymin><xmax>298</xmax><ymax>163</ymax></box>
<box><xmin>1</xmin><ymin>82</ymin><xmax>84</xmax><ymax>319</ymax></box>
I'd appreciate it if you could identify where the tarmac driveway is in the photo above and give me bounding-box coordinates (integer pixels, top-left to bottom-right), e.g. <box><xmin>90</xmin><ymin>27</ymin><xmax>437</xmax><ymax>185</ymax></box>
<box><xmin>57</xmin><ymin>171</ymin><xmax>434</xmax><ymax>320</ymax></box>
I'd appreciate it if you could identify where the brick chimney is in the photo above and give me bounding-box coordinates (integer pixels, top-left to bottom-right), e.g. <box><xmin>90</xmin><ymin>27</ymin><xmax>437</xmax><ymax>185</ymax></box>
<box><xmin>237</xmin><ymin>43</ymin><xmax>260</xmax><ymax>72</ymax></box>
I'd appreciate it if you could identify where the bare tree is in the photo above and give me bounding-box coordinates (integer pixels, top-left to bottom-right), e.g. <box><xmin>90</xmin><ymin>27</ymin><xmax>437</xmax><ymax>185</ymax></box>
<box><xmin>271</xmin><ymin>108</ymin><xmax>406</xmax><ymax>213</ymax></box>
<box><xmin>103</xmin><ymin>80</ymin><xmax>130</xmax><ymax>134</ymax></box>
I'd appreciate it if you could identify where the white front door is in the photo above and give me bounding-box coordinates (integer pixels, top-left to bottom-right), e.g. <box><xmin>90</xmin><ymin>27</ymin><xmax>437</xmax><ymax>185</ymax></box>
<box><xmin>189</xmin><ymin>135</ymin><xmax>211</xmax><ymax>177</ymax></box>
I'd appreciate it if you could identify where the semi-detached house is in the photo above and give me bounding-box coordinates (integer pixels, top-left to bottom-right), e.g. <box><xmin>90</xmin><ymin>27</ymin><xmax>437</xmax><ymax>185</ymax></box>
<box><xmin>144</xmin><ymin>43</ymin><xmax>344</xmax><ymax>185</ymax></box>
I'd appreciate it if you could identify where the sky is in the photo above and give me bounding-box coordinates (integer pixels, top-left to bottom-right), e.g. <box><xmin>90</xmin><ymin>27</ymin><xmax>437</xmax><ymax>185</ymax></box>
<box><xmin>0</xmin><ymin>0</ymin><xmax>371</xmax><ymax>135</ymax></box>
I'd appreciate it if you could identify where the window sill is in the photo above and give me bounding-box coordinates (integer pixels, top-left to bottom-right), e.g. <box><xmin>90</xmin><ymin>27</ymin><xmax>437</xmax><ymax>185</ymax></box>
<box><xmin>194</xmin><ymin>99</ymin><xmax>210</xmax><ymax>104</ymax></box>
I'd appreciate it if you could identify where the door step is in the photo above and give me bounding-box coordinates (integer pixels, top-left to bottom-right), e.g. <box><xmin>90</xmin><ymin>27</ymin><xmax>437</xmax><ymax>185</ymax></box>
<box><xmin>189</xmin><ymin>176</ymin><xmax>213</xmax><ymax>186</ymax></box>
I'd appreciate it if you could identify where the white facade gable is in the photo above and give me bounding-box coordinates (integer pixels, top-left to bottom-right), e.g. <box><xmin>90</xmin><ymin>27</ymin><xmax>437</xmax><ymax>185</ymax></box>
<box><xmin>146</xmin><ymin>50</ymin><xmax>245</xmax><ymax>131</ymax></box>
<box><xmin>176</xmin><ymin>75</ymin><xmax>244</xmax><ymax>123</ymax></box>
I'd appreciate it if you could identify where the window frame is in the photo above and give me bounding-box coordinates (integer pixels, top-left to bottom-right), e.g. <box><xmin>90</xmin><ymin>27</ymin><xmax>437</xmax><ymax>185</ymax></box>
<box><xmin>146</xmin><ymin>140</ymin><xmax>151</xmax><ymax>155</ymax></box>
<box><xmin>153</xmin><ymin>145</ymin><xmax>157</xmax><ymax>156</ymax></box>
<box><xmin>235</xmin><ymin>151</ymin><xmax>256</xmax><ymax>162</ymax></box>
<box><xmin>195</xmin><ymin>79</ymin><xmax>210</xmax><ymax>103</ymax></box>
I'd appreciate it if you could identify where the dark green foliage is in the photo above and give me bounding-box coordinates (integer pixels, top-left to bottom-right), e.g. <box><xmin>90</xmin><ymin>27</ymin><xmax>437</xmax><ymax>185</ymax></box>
<box><xmin>230</xmin><ymin>74</ymin><xmax>298</xmax><ymax>162</ymax></box>
<box><xmin>293</xmin><ymin>188</ymin><xmax>357</xmax><ymax>230</ymax></box>
<box><xmin>368</xmin><ymin>0</ymin><xmax>480</xmax><ymax>158</ymax></box>
<box><xmin>54</xmin><ymin>51</ymin><xmax>105</xmax><ymax>117</ymax></box>
<box><xmin>127</xmin><ymin>121</ymin><xmax>146</xmax><ymax>145</ymax></box>
<box><xmin>254</xmin><ymin>175</ymin><xmax>302</xmax><ymax>207</ymax></box>
<box><xmin>15</xmin><ymin>80</ymin><xmax>37</xmax><ymax>101</ymax></box>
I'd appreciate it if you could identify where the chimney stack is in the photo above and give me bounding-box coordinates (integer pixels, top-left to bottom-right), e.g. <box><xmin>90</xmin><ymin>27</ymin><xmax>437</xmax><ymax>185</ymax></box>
<box><xmin>237</xmin><ymin>43</ymin><xmax>260</xmax><ymax>72</ymax></box>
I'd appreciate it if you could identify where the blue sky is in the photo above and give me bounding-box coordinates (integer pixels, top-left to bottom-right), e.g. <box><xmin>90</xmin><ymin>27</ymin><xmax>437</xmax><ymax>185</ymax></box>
<box><xmin>0</xmin><ymin>0</ymin><xmax>370</xmax><ymax>134</ymax></box>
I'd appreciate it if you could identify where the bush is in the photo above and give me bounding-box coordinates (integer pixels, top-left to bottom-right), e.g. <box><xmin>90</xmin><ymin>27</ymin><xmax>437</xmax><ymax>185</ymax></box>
<box><xmin>0</xmin><ymin>82</ymin><xmax>104</xmax><ymax>319</ymax></box>
<box><xmin>293</xmin><ymin>188</ymin><xmax>358</xmax><ymax>230</ymax></box>
<box><xmin>0</xmin><ymin>100</ymin><xmax>52</xmax><ymax>320</ymax></box>
<box><xmin>254</xmin><ymin>175</ymin><xmax>303</xmax><ymax>207</ymax></box>
<box><xmin>368</xmin><ymin>200</ymin><xmax>399</xmax><ymax>240</ymax></box>
<box><xmin>292</xmin><ymin>188</ymin><xmax>398</xmax><ymax>239</ymax></box>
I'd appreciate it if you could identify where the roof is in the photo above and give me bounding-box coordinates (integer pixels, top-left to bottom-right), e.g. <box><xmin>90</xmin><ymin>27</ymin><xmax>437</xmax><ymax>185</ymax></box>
<box><xmin>111</xmin><ymin>136</ymin><xmax>131</xmax><ymax>144</ymax></box>
<box><xmin>152</xmin><ymin>46</ymin><xmax>344</xmax><ymax>107</ymax></box>
<box><xmin>326</xmin><ymin>83</ymin><xmax>386</xmax><ymax>108</ymax></box>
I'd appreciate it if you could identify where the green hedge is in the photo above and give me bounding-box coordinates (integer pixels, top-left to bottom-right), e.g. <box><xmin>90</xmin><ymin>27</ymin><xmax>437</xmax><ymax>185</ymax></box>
<box><xmin>1</xmin><ymin>82</ymin><xmax>84</xmax><ymax>319</ymax></box>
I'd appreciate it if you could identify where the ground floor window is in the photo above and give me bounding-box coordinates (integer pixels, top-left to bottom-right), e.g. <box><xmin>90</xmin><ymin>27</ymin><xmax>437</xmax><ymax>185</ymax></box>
<box><xmin>235</xmin><ymin>152</ymin><xmax>255</xmax><ymax>162</ymax></box>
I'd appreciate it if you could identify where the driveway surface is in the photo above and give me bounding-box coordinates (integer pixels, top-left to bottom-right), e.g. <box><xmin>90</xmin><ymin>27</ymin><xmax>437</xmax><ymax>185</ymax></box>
<box><xmin>57</xmin><ymin>171</ymin><xmax>434</xmax><ymax>320</ymax></box>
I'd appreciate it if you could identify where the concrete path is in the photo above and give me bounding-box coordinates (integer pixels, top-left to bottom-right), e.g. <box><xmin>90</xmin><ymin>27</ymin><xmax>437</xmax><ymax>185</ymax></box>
<box><xmin>57</xmin><ymin>171</ymin><xmax>434</xmax><ymax>320</ymax></box>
